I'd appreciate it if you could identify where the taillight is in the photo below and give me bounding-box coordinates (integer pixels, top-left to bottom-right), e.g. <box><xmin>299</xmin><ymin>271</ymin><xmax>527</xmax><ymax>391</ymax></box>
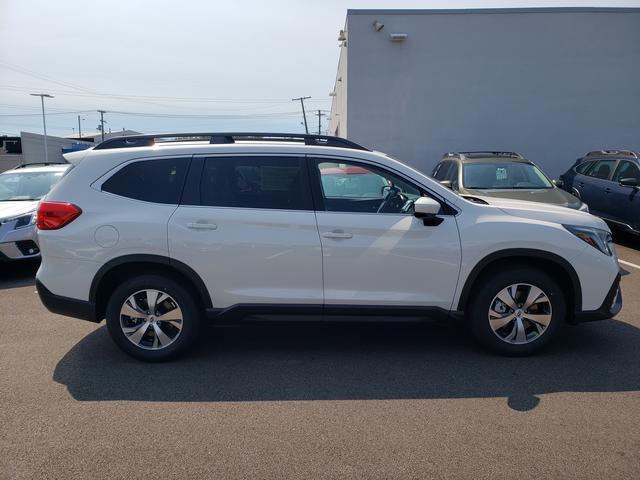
<box><xmin>37</xmin><ymin>202</ymin><xmax>82</xmax><ymax>230</ymax></box>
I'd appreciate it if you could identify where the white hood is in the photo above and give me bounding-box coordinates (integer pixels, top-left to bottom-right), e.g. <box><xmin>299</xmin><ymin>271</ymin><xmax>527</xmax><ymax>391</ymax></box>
<box><xmin>0</xmin><ymin>200</ymin><xmax>38</xmax><ymax>222</ymax></box>
<box><xmin>472</xmin><ymin>195</ymin><xmax>609</xmax><ymax>230</ymax></box>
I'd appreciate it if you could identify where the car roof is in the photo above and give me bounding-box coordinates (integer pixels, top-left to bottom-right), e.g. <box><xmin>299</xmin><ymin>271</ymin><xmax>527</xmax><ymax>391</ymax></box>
<box><xmin>3</xmin><ymin>163</ymin><xmax>71</xmax><ymax>174</ymax></box>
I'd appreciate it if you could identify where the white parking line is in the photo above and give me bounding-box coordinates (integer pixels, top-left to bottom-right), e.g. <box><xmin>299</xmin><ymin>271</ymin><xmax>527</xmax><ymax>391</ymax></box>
<box><xmin>619</xmin><ymin>259</ymin><xmax>640</xmax><ymax>270</ymax></box>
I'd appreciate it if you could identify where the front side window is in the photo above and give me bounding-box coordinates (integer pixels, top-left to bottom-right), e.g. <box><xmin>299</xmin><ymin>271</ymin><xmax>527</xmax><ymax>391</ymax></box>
<box><xmin>612</xmin><ymin>161</ymin><xmax>640</xmax><ymax>182</ymax></box>
<box><xmin>462</xmin><ymin>162</ymin><xmax>552</xmax><ymax>189</ymax></box>
<box><xmin>199</xmin><ymin>156</ymin><xmax>312</xmax><ymax>210</ymax></box>
<box><xmin>316</xmin><ymin>160</ymin><xmax>422</xmax><ymax>214</ymax></box>
<box><xmin>102</xmin><ymin>157</ymin><xmax>189</xmax><ymax>204</ymax></box>
<box><xmin>586</xmin><ymin>160</ymin><xmax>616</xmax><ymax>180</ymax></box>
<box><xmin>432</xmin><ymin>161</ymin><xmax>451</xmax><ymax>181</ymax></box>
<box><xmin>0</xmin><ymin>169</ymin><xmax>68</xmax><ymax>201</ymax></box>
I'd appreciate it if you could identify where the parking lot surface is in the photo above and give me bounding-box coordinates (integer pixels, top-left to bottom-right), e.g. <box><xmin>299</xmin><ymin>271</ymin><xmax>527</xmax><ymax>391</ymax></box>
<box><xmin>1</xmin><ymin>236</ymin><xmax>639</xmax><ymax>479</ymax></box>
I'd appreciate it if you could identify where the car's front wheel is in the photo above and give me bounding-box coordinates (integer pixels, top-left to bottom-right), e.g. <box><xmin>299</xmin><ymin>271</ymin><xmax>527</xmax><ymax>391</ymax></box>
<box><xmin>106</xmin><ymin>275</ymin><xmax>201</xmax><ymax>361</ymax></box>
<box><xmin>467</xmin><ymin>267</ymin><xmax>566</xmax><ymax>356</ymax></box>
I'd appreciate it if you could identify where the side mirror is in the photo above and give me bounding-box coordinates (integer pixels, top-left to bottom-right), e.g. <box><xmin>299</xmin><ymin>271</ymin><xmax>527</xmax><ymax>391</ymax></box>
<box><xmin>439</xmin><ymin>180</ymin><xmax>453</xmax><ymax>189</ymax></box>
<box><xmin>414</xmin><ymin>197</ymin><xmax>443</xmax><ymax>226</ymax></box>
<box><xmin>619</xmin><ymin>177</ymin><xmax>639</xmax><ymax>188</ymax></box>
<box><xmin>553</xmin><ymin>178</ymin><xmax>564</xmax><ymax>188</ymax></box>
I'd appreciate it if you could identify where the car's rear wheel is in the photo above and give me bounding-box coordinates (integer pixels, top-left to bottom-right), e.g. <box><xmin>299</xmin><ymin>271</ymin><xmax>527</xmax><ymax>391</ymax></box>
<box><xmin>106</xmin><ymin>275</ymin><xmax>201</xmax><ymax>361</ymax></box>
<box><xmin>467</xmin><ymin>267</ymin><xmax>566</xmax><ymax>356</ymax></box>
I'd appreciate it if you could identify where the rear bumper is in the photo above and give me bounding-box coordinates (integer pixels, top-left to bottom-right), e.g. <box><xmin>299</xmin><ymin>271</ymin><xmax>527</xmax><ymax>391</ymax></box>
<box><xmin>36</xmin><ymin>279</ymin><xmax>99</xmax><ymax>323</ymax></box>
<box><xmin>572</xmin><ymin>273</ymin><xmax>622</xmax><ymax>323</ymax></box>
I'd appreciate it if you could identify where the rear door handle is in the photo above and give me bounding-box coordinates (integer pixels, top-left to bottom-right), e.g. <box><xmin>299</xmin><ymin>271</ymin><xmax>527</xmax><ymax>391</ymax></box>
<box><xmin>604</xmin><ymin>187</ymin><xmax>611</xmax><ymax>194</ymax></box>
<box><xmin>187</xmin><ymin>221</ymin><xmax>218</xmax><ymax>230</ymax></box>
<box><xmin>578</xmin><ymin>182</ymin><xmax>584</xmax><ymax>188</ymax></box>
<box><xmin>322</xmin><ymin>230</ymin><xmax>353</xmax><ymax>239</ymax></box>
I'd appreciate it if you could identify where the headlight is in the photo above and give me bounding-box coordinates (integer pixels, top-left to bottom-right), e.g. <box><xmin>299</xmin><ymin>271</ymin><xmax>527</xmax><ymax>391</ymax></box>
<box><xmin>578</xmin><ymin>202</ymin><xmax>589</xmax><ymax>212</ymax></box>
<box><xmin>563</xmin><ymin>224</ymin><xmax>612</xmax><ymax>256</ymax></box>
<box><xmin>11</xmin><ymin>213</ymin><xmax>36</xmax><ymax>229</ymax></box>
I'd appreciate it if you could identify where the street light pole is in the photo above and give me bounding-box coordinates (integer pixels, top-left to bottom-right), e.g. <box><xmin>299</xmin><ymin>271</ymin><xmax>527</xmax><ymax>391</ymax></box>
<box><xmin>77</xmin><ymin>115</ymin><xmax>82</xmax><ymax>139</ymax></box>
<box><xmin>30</xmin><ymin>93</ymin><xmax>54</xmax><ymax>163</ymax></box>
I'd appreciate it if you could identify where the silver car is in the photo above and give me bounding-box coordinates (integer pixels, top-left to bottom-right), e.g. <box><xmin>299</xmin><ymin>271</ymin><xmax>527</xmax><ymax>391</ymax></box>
<box><xmin>0</xmin><ymin>163</ymin><xmax>71</xmax><ymax>261</ymax></box>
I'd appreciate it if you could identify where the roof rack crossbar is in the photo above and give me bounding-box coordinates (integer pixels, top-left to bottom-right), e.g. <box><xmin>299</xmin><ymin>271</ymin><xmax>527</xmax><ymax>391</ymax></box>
<box><xmin>14</xmin><ymin>162</ymin><xmax>68</xmax><ymax>168</ymax></box>
<box><xmin>94</xmin><ymin>132</ymin><xmax>369</xmax><ymax>151</ymax></box>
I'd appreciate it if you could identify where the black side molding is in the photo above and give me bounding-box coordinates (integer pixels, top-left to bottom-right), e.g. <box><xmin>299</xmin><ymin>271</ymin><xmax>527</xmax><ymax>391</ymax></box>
<box><xmin>36</xmin><ymin>280</ymin><xmax>99</xmax><ymax>323</ymax></box>
<box><xmin>206</xmin><ymin>304</ymin><xmax>455</xmax><ymax>322</ymax></box>
<box><xmin>572</xmin><ymin>273</ymin><xmax>622</xmax><ymax>323</ymax></box>
<box><xmin>457</xmin><ymin>248</ymin><xmax>582</xmax><ymax>312</ymax></box>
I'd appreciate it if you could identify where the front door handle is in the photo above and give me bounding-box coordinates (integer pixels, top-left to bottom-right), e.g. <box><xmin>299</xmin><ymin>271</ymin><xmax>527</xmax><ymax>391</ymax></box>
<box><xmin>187</xmin><ymin>221</ymin><xmax>218</xmax><ymax>230</ymax></box>
<box><xmin>322</xmin><ymin>230</ymin><xmax>353</xmax><ymax>239</ymax></box>
<box><xmin>604</xmin><ymin>187</ymin><xmax>611</xmax><ymax>194</ymax></box>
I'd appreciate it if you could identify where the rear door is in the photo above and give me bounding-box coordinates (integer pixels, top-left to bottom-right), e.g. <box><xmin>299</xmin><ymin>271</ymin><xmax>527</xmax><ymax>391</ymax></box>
<box><xmin>576</xmin><ymin>159</ymin><xmax>617</xmax><ymax>215</ymax></box>
<box><xmin>311</xmin><ymin>157</ymin><xmax>461</xmax><ymax>309</ymax></box>
<box><xmin>168</xmin><ymin>155</ymin><xmax>323</xmax><ymax>308</ymax></box>
<box><xmin>607</xmin><ymin>160</ymin><xmax>640</xmax><ymax>229</ymax></box>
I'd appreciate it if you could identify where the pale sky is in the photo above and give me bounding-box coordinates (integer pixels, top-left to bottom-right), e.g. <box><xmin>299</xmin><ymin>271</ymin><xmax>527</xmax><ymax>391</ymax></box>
<box><xmin>1</xmin><ymin>0</ymin><xmax>639</xmax><ymax>137</ymax></box>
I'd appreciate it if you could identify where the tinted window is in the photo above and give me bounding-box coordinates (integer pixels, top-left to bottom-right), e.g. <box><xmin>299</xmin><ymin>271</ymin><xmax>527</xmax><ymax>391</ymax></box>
<box><xmin>102</xmin><ymin>157</ymin><xmax>189</xmax><ymax>204</ymax></box>
<box><xmin>586</xmin><ymin>160</ymin><xmax>616</xmax><ymax>180</ymax></box>
<box><xmin>613</xmin><ymin>161</ymin><xmax>640</xmax><ymax>182</ymax></box>
<box><xmin>575</xmin><ymin>161</ymin><xmax>594</xmax><ymax>175</ymax></box>
<box><xmin>433</xmin><ymin>162</ymin><xmax>451</xmax><ymax>181</ymax></box>
<box><xmin>317</xmin><ymin>160</ymin><xmax>422</xmax><ymax>214</ymax></box>
<box><xmin>199</xmin><ymin>156</ymin><xmax>312</xmax><ymax>210</ymax></box>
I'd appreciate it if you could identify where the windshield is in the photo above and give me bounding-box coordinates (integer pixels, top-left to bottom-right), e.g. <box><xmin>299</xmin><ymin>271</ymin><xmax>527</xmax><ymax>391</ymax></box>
<box><xmin>0</xmin><ymin>170</ymin><xmax>67</xmax><ymax>201</ymax></box>
<box><xmin>463</xmin><ymin>162</ymin><xmax>552</xmax><ymax>190</ymax></box>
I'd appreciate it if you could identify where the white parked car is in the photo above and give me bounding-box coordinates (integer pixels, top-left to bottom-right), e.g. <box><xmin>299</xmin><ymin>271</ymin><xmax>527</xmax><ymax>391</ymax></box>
<box><xmin>36</xmin><ymin>133</ymin><xmax>622</xmax><ymax>361</ymax></box>
<box><xmin>0</xmin><ymin>163</ymin><xmax>70</xmax><ymax>262</ymax></box>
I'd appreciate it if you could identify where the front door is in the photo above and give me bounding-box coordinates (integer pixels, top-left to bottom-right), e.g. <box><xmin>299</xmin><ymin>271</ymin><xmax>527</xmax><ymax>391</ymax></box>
<box><xmin>168</xmin><ymin>155</ymin><xmax>323</xmax><ymax>308</ymax></box>
<box><xmin>577</xmin><ymin>159</ymin><xmax>617</xmax><ymax>216</ymax></box>
<box><xmin>310</xmin><ymin>158</ymin><xmax>461</xmax><ymax>310</ymax></box>
<box><xmin>607</xmin><ymin>160</ymin><xmax>640</xmax><ymax>229</ymax></box>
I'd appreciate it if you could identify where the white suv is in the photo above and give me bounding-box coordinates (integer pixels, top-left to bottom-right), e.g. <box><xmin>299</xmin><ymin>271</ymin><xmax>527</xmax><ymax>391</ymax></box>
<box><xmin>35</xmin><ymin>133</ymin><xmax>622</xmax><ymax>361</ymax></box>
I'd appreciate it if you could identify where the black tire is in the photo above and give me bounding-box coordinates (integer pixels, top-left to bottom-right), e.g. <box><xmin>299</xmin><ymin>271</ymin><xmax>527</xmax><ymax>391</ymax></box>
<box><xmin>106</xmin><ymin>274</ymin><xmax>202</xmax><ymax>362</ymax></box>
<box><xmin>467</xmin><ymin>267</ymin><xmax>566</xmax><ymax>356</ymax></box>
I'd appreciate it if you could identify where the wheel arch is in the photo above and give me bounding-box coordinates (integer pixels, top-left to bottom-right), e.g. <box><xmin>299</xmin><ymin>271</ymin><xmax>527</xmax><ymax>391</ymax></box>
<box><xmin>457</xmin><ymin>249</ymin><xmax>582</xmax><ymax>317</ymax></box>
<box><xmin>90</xmin><ymin>254</ymin><xmax>212</xmax><ymax>320</ymax></box>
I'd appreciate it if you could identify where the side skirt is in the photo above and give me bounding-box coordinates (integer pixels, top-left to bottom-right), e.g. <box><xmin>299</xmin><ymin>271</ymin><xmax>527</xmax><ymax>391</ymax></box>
<box><xmin>205</xmin><ymin>304</ymin><xmax>461</xmax><ymax>323</ymax></box>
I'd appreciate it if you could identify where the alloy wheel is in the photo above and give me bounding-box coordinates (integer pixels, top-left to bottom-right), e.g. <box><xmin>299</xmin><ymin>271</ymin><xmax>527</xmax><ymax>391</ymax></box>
<box><xmin>488</xmin><ymin>283</ymin><xmax>552</xmax><ymax>345</ymax></box>
<box><xmin>119</xmin><ymin>289</ymin><xmax>183</xmax><ymax>350</ymax></box>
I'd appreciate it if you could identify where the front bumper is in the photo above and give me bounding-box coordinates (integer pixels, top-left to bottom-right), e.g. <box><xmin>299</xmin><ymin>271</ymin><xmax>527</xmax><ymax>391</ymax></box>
<box><xmin>573</xmin><ymin>272</ymin><xmax>622</xmax><ymax>323</ymax></box>
<box><xmin>0</xmin><ymin>222</ymin><xmax>40</xmax><ymax>261</ymax></box>
<box><xmin>36</xmin><ymin>280</ymin><xmax>99</xmax><ymax>323</ymax></box>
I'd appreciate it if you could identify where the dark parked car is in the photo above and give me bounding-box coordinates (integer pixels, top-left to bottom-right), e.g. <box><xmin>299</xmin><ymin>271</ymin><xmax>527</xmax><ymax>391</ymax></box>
<box><xmin>432</xmin><ymin>152</ymin><xmax>588</xmax><ymax>211</ymax></box>
<box><xmin>560</xmin><ymin>150</ymin><xmax>640</xmax><ymax>234</ymax></box>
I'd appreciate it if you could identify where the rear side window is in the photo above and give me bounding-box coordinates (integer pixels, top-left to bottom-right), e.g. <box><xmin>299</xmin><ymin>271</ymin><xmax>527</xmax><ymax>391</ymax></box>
<box><xmin>102</xmin><ymin>157</ymin><xmax>189</xmax><ymax>204</ymax></box>
<box><xmin>575</xmin><ymin>161</ymin><xmax>594</xmax><ymax>175</ymax></box>
<box><xmin>586</xmin><ymin>160</ymin><xmax>616</xmax><ymax>180</ymax></box>
<box><xmin>198</xmin><ymin>156</ymin><xmax>312</xmax><ymax>210</ymax></box>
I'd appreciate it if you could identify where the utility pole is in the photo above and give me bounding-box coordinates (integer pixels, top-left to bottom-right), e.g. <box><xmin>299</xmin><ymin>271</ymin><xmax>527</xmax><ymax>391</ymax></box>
<box><xmin>77</xmin><ymin>115</ymin><xmax>82</xmax><ymax>139</ymax></box>
<box><xmin>314</xmin><ymin>110</ymin><xmax>326</xmax><ymax>135</ymax></box>
<box><xmin>292</xmin><ymin>96</ymin><xmax>311</xmax><ymax>134</ymax></box>
<box><xmin>97</xmin><ymin>110</ymin><xmax>107</xmax><ymax>142</ymax></box>
<box><xmin>30</xmin><ymin>93</ymin><xmax>54</xmax><ymax>163</ymax></box>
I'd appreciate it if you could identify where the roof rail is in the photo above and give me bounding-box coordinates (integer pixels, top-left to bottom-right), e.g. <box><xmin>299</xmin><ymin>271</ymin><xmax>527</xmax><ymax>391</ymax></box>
<box><xmin>93</xmin><ymin>132</ymin><xmax>370</xmax><ymax>151</ymax></box>
<box><xmin>455</xmin><ymin>151</ymin><xmax>524</xmax><ymax>159</ymax></box>
<box><xmin>585</xmin><ymin>149</ymin><xmax>639</xmax><ymax>159</ymax></box>
<box><xmin>14</xmin><ymin>162</ymin><xmax>68</xmax><ymax>168</ymax></box>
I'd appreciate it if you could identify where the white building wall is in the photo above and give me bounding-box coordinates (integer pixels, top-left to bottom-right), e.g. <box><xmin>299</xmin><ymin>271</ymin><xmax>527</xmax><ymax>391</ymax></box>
<box><xmin>21</xmin><ymin>131</ymin><xmax>92</xmax><ymax>164</ymax></box>
<box><xmin>334</xmin><ymin>8</ymin><xmax>640</xmax><ymax>177</ymax></box>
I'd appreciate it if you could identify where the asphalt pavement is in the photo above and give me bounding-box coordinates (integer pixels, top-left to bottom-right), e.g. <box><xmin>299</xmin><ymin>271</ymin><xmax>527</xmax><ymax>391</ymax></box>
<box><xmin>1</xmin><ymin>236</ymin><xmax>639</xmax><ymax>479</ymax></box>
